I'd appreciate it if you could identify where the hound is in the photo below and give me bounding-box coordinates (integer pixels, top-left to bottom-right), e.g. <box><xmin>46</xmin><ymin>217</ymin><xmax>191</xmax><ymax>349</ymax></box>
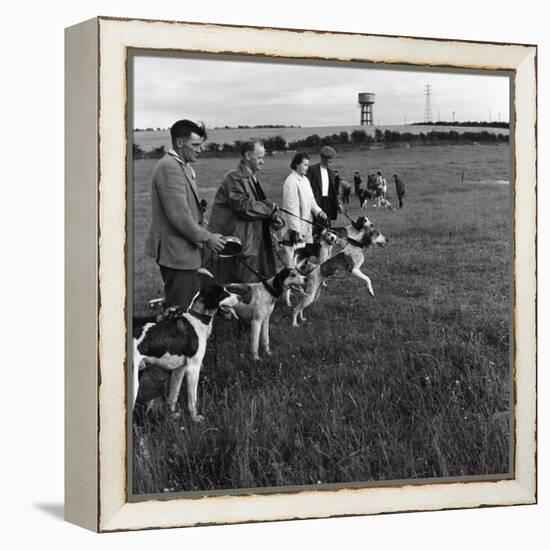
<box><xmin>374</xmin><ymin>197</ymin><xmax>394</xmax><ymax>210</ymax></box>
<box><xmin>275</xmin><ymin>228</ymin><xmax>307</xmax><ymax>269</ymax></box>
<box><xmin>227</xmin><ymin>267</ymin><xmax>306</xmax><ymax>360</ymax></box>
<box><xmin>358</xmin><ymin>189</ymin><xmax>373</xmax><ymax>209</ymax></box>
<box><xmin>293</xmin><ymin>217</ymin><xmax>371</xmax><ymax>268</ymax></box>
<box><xmin>133</xmin><ymin>285</ymin><xmax>242</xmax><ymax>422</ymax></box>
<box><xmin>330</xmin><ymin>216</ymin><xmax>373</xmax><ymax>246</ymax></box>
<box><xmin>292</xmin><ymin>225</ymin><xmax>387</xmax><ymax>326</ymax></box>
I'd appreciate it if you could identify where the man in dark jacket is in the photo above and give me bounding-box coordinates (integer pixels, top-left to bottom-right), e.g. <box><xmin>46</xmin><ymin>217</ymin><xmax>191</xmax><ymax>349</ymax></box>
<box><xmin>144</xmin><ymin>119</ymin><xmax>226</xmax><ymax>309</ymax></box>
<box><xmin>206</xmin><ymin>140</ymin><xmax>278</xmax><ymax>283</ymax></box>
<box><xmin>353</xmin><ymin>170</ymin><xmax>362</xmax><ymax>197</ymax></box>
<box><xmin>306</xmin><ymin>146</ymin><xmax>339</xmax><ymax>224</ymax></box>
<box><xmin>333</xmin><ymin>170</ymin><xmax>341</xmax><ymax>196</ymax></box>
<box><xmin>393</xmin><ymin>174</ymin><xmax>406</xmax><ymax>208</ymax></box>
<box><xmin>367</xmin><ymin>172</ymin><xmax>377</xmax><ymax>193</ymax></box>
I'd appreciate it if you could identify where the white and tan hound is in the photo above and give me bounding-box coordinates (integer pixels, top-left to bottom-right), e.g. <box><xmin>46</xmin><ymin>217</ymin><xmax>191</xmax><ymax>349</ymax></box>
<box><xmin>292</xmin><ymin>225</ymin><xmax>387</xmax><ymax>326</ymax></box>
<box><xmin>228</xmin><ymin>267</ymin><xmax>306</xmax><ymax>360</ymax></box>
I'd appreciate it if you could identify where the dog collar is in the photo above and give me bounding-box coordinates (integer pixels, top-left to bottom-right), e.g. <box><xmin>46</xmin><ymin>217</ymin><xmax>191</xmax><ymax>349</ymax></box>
<box><xmin>188</xmin><ymin>310</ymin><xmax>213</xmax><ymax>325</ymax></box>
<box><xmin>262</xmin><ymin>280</ymin><xmax>280</xmax><ymax>299</ymax></box>
<box><xmin>346</xmin><ymin>237</ymin><xmax>365</xmax><ymax>248</ymax></box>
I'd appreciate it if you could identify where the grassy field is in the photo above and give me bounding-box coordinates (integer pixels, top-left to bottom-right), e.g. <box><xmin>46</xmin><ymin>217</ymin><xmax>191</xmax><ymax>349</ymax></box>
<box><xmin>132</xmin><ymin>143</ymin><xmax>511</xmax><ymax>494</ymax></box>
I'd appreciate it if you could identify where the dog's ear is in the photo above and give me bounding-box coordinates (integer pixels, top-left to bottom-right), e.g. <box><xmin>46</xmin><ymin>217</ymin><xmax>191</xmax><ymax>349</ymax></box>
<box><xmin>279</xmin><ymin>267</ymin><xmax>292</xmax><ymax>279</ymax></box>
<box><xmin>201</xmin><ymin>285</ymin><xmax>224</xmax><ymax>310</ymax></box>
<box><xmin>353</xmin><ymin>216</ymin><xmax>366</xmax><ymax>230</ymax></box>
<box><xmin>362</xmin><ymin>228</ymin><xmax>378</xmax><ymax>247</ymax></box>
<box><xmin>272</xmin><ymin>267</ymin><xmax>292</xmax><ymax>293</ymax></box>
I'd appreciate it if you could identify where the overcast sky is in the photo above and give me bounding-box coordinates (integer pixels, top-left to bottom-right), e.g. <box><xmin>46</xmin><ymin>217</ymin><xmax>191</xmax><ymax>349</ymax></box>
<box><xmin>133</xmin><ymin>54</ymin><xmax>510</xmax><ymax>128</ymax></box>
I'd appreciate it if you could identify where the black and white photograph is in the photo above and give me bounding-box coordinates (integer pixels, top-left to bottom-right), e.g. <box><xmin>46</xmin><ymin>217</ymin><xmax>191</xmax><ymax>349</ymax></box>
<box><xmin>130</xmin><ymin>52</ymin><xmax>513</xmax><ymax>496</ymax></box>
<box><xmin>3</xmin><ymin>0</ymin><xmax>543</xmax><ymax>543</ymax></box>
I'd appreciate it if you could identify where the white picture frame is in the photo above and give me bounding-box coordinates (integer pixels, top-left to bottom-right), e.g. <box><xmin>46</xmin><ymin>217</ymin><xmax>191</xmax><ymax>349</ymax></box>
<box><xmin>65</xmin><ymin>16</ymin><xmax>537</xmax><ymax>532</ymax></box>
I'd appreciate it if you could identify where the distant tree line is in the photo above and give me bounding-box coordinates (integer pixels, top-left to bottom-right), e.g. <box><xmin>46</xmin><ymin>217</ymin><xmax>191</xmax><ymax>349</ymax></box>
<box><xmin>283</xmin><ymin>128</ymin><xmax>508</xmax><ymax>149</ymax></box>
<box><xmin>412</xmin><ymin>121</ymin><xmax>509</xmax><ymax>129</ymax></box>
<box><xmin>378</xmin><ymin>129</ymin><xmax>508</xmax><ymax>144</ymax></box>
<box><xmin>134</xmin><ymin>127</ymin><xmax>169</xmax><ymax>132</ymax></box>
<box><xmin>214</xmin><ymin>124</ymin><xmax>301</xmax><ymax>129</ymax></box>
<box><xmin>133</xmin><ymin>128</ymin><xmax>509</xmax><ymax>158</ymax></box>
<box><xmin>133</xmin><ymin>144</ymin><xmax>166</xmax><ymax>159</ymax></box>
<box><xmin>134</xmin><ymin>124</ymin><xmax>302</xmax><ymax>131</ymax></box>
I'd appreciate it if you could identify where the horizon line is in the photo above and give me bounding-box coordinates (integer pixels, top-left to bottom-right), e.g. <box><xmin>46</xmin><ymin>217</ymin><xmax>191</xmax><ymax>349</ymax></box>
<box><xmin>133</xmin><ymin>120</ymin><xmax>510</xmax><ymax>131</ymax></box>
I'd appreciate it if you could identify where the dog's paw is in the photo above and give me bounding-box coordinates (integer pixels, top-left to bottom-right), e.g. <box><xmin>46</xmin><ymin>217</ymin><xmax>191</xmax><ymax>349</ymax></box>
<box><xmin>252</xmin><ymin>354</ymin><xmax>261</xmax><ymax>361</ymax></box>
<box><xmin>169</xmin><ymin>410</ymin><xmax>182</xmax><ymax>421</ymax></box>
<box><xmin>192</xmin><ymin>414</ymin><xmax>205</xmax><ymax>423</ymax></box>
<box><xmin>264</xmin><ymin>349</ymin><xmax>272</xmax><ymax>356</ymax></box>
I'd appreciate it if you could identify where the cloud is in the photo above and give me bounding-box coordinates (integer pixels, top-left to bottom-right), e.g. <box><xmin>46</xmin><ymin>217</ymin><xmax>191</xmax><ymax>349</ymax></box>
<box><xmin>133</xmin><ymin>55</ymin><xmax>510</xmax><ymax>128</ymax></box>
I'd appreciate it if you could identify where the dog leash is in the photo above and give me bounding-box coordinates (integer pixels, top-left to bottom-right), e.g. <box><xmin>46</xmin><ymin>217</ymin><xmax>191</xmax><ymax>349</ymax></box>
<box><xmin>279</xmin><ymin>204</ymin><xmax>360</xmax><ymax>237</ymax></box>
<box><xmin>230</xmin><ymin>254</ymin><xmax>279</xmax><ymax>298</ymax></box>
<box><xmin>278</xmin><ymin>205</ymin><xmax>360</xmax><ymax>235</ymax></box>
<box><xmin>339</xmin><ymin>206</ymin><xmax>357</xmax><ymax>225</ymax></box>
<box><xmin>277</xmin><ymin>206</ymin><xmax>327</xmax><ymax>228</ymax></box>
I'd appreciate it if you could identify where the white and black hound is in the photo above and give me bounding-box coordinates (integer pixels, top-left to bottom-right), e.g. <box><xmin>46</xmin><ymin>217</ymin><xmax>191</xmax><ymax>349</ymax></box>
<box><xmin>292</xmin><ymin>225</ymin><xmax>387</xmax><ymax>326</ymax></box>
<box><xmin>133</xmin><ymin>285</ymin><xmax>242</xmax><ymax>422</ymax></box>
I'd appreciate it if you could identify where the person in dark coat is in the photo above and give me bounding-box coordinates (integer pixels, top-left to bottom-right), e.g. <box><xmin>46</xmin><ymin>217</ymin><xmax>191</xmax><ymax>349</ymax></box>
<box><xmin>144</xmin><ymin>119</ymin><xmax>226</xmax><ymax>309</ymax></box>
<box><xmin>353</xmin><ymin>170</ymin><xmax>362</xmax><ymax>197</ymax></box>
<box><xmin>367</xmin><ymin>172</ymin><xmax>377</xmax><ymax>193</ymax></box>
<box><xmin>306</xmin><ymin>146</ymin><xmax>339</xmax><ymax>225</ymax></box>
<box><xmin>333</xmin><ymin>170</ymin><xmax>341</xmax><ymax>196</ymax></box>
<box><xmin>340</xmin><ymin>179</ymin><xmax>352</xmax><ymax>205</ymax></box>
<box><xmin>393</xmin><ymin>174</ymin><xmax>406</xmax><ymax>208</ymax></box>
<box><xmin>205</xmin><ymin>140</ymin><xmax>278</xmax><ymax>283</ymax></box>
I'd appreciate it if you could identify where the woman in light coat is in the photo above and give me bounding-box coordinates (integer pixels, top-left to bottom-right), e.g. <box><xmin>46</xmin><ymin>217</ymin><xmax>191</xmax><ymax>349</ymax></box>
<box><xmin>282</xmin><ymin>152</ymin><xmax>327</xmax><ymax>245</ymax></box>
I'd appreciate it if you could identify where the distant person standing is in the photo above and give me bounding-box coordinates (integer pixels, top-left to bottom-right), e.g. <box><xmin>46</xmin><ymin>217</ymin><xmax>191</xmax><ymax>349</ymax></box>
<box><xmin>393</xmin><ymin>174</ymin><xmax>405</xmax><ymax>208</ymax></box>
<box><xmin>144</xmin><ymin>119</ymin><xmax>226</xmax><ymax>309</ymax></box>
<box><xmin>353</xmin><ymin>170</ymin><xmax>362</xmax><ymax>197</ymax></box>
<box><xmin>333</xmin><ymin>170</ymin><xmax>341</xmax><ymax>196</ymax></box>
<box><xmin>376</xmin><ymin>171</ymin><xmax>387</xmax><ymax>198</ymax></box>
<box><xmin>206</xmin><ymin>140</ymin><xmax>278</xmax><ymax>283</ymax></box>
<box><xmin>367</xmin><ymin>172</ymin><xmax>377</xmax><ymax>194</ymax></box>
<box><xmin>306</xmin><ymin>146</ymin><xmax>339</xmax><ymax>225</ymax></box>
<box><xmin>340</xmin><ymin>179</ymin><xmax>352</xmax><ymax>205</ymax></box>
<box><xmin>374</xmin><ymin>171</ymin><xmax>386</xmax><ymax>206</ymax></box>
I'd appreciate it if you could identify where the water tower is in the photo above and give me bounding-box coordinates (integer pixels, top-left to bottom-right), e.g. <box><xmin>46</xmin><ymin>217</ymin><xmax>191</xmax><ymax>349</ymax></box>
<box><xmin>358</xmin><ymin>92</ymin><xmax>375</xmax><ymax>126</ymax></box>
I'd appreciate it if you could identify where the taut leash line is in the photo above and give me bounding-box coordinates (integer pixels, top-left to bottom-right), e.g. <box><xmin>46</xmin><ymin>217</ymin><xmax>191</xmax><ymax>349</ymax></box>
<box><xmin>230</xmin><ymin>254</ymin><xmax>279</xmax><ymax>298</ymax></box>
<box><xmin>277</xmin><ymin>207</ymin><xmax>326</xmax><ymax>228</ymax></box>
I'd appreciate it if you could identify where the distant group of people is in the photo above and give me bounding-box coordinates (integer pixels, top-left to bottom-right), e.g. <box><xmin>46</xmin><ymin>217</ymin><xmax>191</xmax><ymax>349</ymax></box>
<box><xmin>343</xmin><ymin>170</ymin><xmax>406</xmax><ymax>209</ymax></box>
<box><xmin>145</xmin><ymin>119</ymin><xmax>344</xmax><ymax>310</ymax></box>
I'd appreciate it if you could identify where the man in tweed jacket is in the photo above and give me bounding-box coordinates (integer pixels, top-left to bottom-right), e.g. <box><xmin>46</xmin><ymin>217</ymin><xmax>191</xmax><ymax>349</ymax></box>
<box><xmin>144</xmin><ymin>119</ymin><xmax>225</xmax><ymax>309</ymax></box>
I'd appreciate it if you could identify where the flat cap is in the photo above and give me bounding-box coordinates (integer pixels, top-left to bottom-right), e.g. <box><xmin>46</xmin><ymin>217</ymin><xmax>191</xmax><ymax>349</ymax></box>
<box><xmin>320</xmin><ymin>145</ymin><xmax>337</xmax><ymax>159</ymax></box>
